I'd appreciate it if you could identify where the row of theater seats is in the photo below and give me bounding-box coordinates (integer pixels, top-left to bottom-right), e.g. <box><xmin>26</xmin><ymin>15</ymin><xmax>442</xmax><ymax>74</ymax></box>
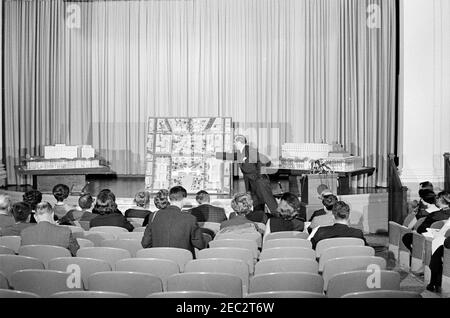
<box><xmin>0</xmin><ymin>226</ymin><xmax>421</xmax><ymax>298</ymax></box>
<box><xmin>388</xmin><ymin>221</ymin><xmax>450</xmax><ymax>293</ymax></box>
<box><xmin>0</xmin><ymin>260</ymin><xmax>418</xmax><ymax>298</ymax></box>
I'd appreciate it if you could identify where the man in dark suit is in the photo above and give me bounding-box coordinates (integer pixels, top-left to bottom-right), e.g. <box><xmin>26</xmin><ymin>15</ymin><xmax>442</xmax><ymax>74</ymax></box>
<box><xmin>311</xmin><ymin>201</ymin><xmax>367</xmax><ymax>249</ymax></box>
<box><xmin>141</xmin><ymin>186</ymin><xmax>207</xmax><ymax>257</ymax></box>
<box><xmin>232</xmin><ymin>135</ymin><xmax>278</xmax><ymax>214</ymax></box>
<box><xmin>21</xmin><ymin>202</ymin><xmax>80</xmax><ymax>256</ymax></box>
<box><xmin>189</xmin><ymin>190</ymin><xmax>227</xmax><ymax>223</ymax></box>
<box><xmin>0</xmin><ymin>202</ymin><xmax>34</xmax><ymax>236</ymax></box>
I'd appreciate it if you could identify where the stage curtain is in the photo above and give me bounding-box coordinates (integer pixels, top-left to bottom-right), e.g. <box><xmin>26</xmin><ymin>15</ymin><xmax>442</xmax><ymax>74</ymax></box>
<box><xmin>3</xmin><ymin>0</ymin><xmax>396</xmax><ymax>187</ymax></box>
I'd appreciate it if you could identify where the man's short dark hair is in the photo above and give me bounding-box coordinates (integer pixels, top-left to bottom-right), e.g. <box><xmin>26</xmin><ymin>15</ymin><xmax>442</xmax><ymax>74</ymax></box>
<box><xmin>234</xmin><ymin>135</ymin><xmax>247</xmax><ymax>145</ymax></box>
<box><xmin>322</xmin><ymin>195</ymin><xmax>338</xmax><ymax>211</ymax></box>
<box><xmin>196</xmin><ymin>190</ymin><xmax>210</xmax><ymax>204</ymax></box>
<box><xmin>23</xmin><ymin>190</ymin><xmax>42</xmax><ymax>210</ymax></box>
<box><xmin>79</xmin><ymin>194</ymin><xmax>94</xmax><ymax>210</ymax></box>
<box><xmin>169</xmin><ymin>186</ymin><xmax>187</xmax><ymax>202</ymax></box>
<box><xmin>419</xmin><ymin>189</ymin><xmax>436</xmax><ymax>205</ymax></box>
<box><xmin>12</xmin><ymin>202</ymin><xmax>32</xmax><ymax>222</ymax></box>
<box><xmin>53</xmin><ymin>184</ymin><xmax>70</xmax><ymax>202</ymax></box>
<box><xmin>280</xmin><ymin>192</ymin><xmax>301</xmax><ymax>212</ymax></box>
<box><xmin>332</xmin><ymin>201</ymin><xmax>350</xmax><ymax>220</ymax></box>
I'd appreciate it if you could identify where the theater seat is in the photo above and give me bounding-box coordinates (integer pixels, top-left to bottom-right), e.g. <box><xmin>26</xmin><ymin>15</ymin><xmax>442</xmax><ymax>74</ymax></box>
<box><xmin>18</xmin><ymin>245</ymin><xmax>71</xmax><ymax>268</ymax></box>
<box><xmin>259</xmin><ymin>247</ymin><xmax>316</xmax><ymax>261</ymax></box>
<box><xmin>0</xmin><ymin>289</ymin><xmax>40</xmax><ymax>298</ymax></box>
<box><xmin>263</xmin><ymin>238</ymin><xmax>312</xmax><ymax>250</ymax></box>
<box><xmin>341</xmin><ymin>290</ymin><xmax>421</xmax><ymax>298</ymax></box>
<box><xmin>136</xmin><ymin>247</ymin><xmax>193</xmax><ymax>272</ymax></box>
<box><xmin>147</xmin><ymin>291</ymin><xmax>229</xmax><ymax>298</ymax></box>
<box><xmin>77</xmin><ymin>247</ymin><xmax>131</xmax><ymax>267</ymax></box>
<box><xmin>249</xmin><ymin>272</ymin><xmax>323</xmax><ymax>294</ymax></box>
<box><xmin>255</xmin><ymin>258</ymin><xmax>318</xmax><ymax>275</ymax></box>
<box><xmin>246</xmin><ymin>291</ymin><xmax>326</xmax><ymax>298</ymax></box>
<box><xmin>0</xmin><ymin>255</ymin><xmax>44</xmax><ymax>280</ymax></box>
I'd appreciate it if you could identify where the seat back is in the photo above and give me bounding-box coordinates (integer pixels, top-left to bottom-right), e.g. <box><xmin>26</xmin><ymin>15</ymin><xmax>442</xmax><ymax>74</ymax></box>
<box><xmin>322</xmin><ymin>256</ymin><xmax>387</xmax><ymax>291</ymax></box>
<box><xmin>412</xmin><ymin>217</ymin><xmax>426</xmax><ymax>231</ymax></box>
<box><xmin>0</xmin><ymin>236</ymin><xmax>21</xmax><ymax>253</ymax></box>
<box><xmin>100</xmin><ymin>239</ymin><xmax>142</xmax><ymax>257</ymax></box>
<box><xmin>136</xmin><ymin>248</ymin><xmax>193</xmax><ymax>272</ymax></box>
<box><xmin>51</xmin><ymin>291</ymin><xmax>131</xmax><ymax>298</ymax></box>
<box><xmin>246</xmin><ymin>291</ymin><xmax>326</xmax><ymax>298</ymax></box>
<box><xmin>263</xmin><ymin>238</ymin><xmax>312</xmax><ymax>250</ymax></box>
<box><xmin>78</xmin><ymin>221</ymin><xmax>90</xmax><ymax>231</ymax></box>
<box><xmin>115</xmin><ymin>258</ymin><xmax>179</xmax><ymax>290</ymax></box>
<box><xmin>117</xmin><ymin>232</ymin><xmax>144</xmax><ymax>240</ymax></box>
<box><xmin>411</xmin><ymin>232</ymin><xmax>426</xmax><ymax>273</ymax></box>
<box><xmin>341</xmin><ymin>290</ymin><xmax>421</xmax><ymax>298</ymax></box>
<box><xmin>0</xmin><ymin>289</ymin><xmax>40</xmax><ymax>298</ymax></box>
<box><xmin>208</xmin><ymin>239</ymin><xmax>258</xmax><ymax>259</ymax></box>
<box><xmin>326</xmin><ymin>270</ymin><xmax>401</xmax><ymax>298</ymax></box>
<box><xmin>167</xmin><ymin>272</ymin><xmax>243</xmax><ymax>298</ymax></box>
<box><xmin>77</xmin><ymin>247</ymin><xmax>131</xmax><ymax>267</ymax></box>
<box><xmin>18</xmin><ymin>245</ymin><xmax>71</xmax><ymax>268</ymax></box>
<box><xmin>197</xmin><ymin>247</ymin><xmax>254</xmax><ymax>274</ymax></box>
<box><xmin>185</xmin><ymin>259</ymin><xmax>249</xmax><ymax>293</ymax></box>
<box><xmin>0</xmin><ymin>255</ymin><xmax>44</xmax><ymax>280</ymax></box>
<box><xmin>0</xmin><ymin>246</ymin><xmax>15</xmax><ymax>255</ymax></box>
<box><xmin>76</xmin><ymin>238</ymin><xmax>95</xmax><ymax>249</ymax></box>
<box><xmin>88</xmin><ymin>271</ymin><xmax>163</xmax><ymax>298</ymax></box>
<box><xmin>89</xmin><ymin>226</ymin><xmax>128</xmax><ymax>236</ymax></box>
<box><xmin>255</xmin><ymin>258</ymin><xmax>318</xmax><ymax>275</ymax></box>
<box><xmin>319</xmin><ymin>246</ymin><xmax>375</xmax><ymax>272</ymax></box>
<box><xmin>264</xmin><ymin>231</ymin><xmax>309</xmax><ymax>241</ymax></box>
<box><xmin>215</xmin><ymin>232</ymin><xmax>262</xmax><ymax>248</ymax></box>
<box><xmin>84</xmin><ymin>231</ymin><xmax>116</xmax><ymax>246</ymax></box>
<box><xmin>10</xmin><ymin>269</ymin><xmax>76</xmax><ymax>297</ymax></box>
<box><xmin>133</xmin><ymin>227</ymin><xmax>146</xmax><ymax>232</ymax></box>
<box><xmin>48</xmin><ymin>257</ymin><xmax>112</xmax><ymax>289</ymax></box>
<box><xmin>147</xmin><ymin>291</ymin><xmax>229</xmax><ymax>298</ymax></box>
<box><xmin>249</xmin><ymin>272</ymin><xmax>323</xmax><ymax>294</ymax></box>
<box><xmin>430</xmin><ymin>220</ymin><xmax>446</xmax><ymax>229</ymax></box>
<box><xmin>259</xmin><ymin>247</ymin><xmax>316</xmax><ymax>260</ymax></box>
<box><xmin>315</xmin><ymin>238</ymin><xmax>365</xmax><ymax>258</ymax></box>
<box><xmin>0</xmin><ymin>272</ymin><xmax>8</xmax><ymax>289</ymax></box>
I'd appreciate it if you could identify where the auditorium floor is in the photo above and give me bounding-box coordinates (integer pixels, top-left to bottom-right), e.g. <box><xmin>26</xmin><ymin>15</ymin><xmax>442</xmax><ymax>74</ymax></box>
<box><xmin>366</xmin><ymin>234</ymin><xmax>447</xmax><ymax>298</ymax></box>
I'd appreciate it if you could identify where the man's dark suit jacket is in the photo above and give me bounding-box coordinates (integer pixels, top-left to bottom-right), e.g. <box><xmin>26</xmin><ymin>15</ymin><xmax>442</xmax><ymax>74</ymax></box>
<box><xmin>311</xmin><ymin>223</ymin><xmax>367</xmax><ymax>249</ymax></box>
<box><xmin>417</xmin><ymin>208</ymin><xmax>450</xmax><ymax>234</ymax></box>
<box><xmin>20</xmin><ymin>221</ymin><xmax>80</xmax><ymax>256</ymax></box>
<box><xmin>189</xmin><ymin>204</ymin><xmax>227</xmax><ymax>223</ymax></box>
<box><xmin>141</xmin><ymin>205</ymin><xmax>206</xmax><ymax>257</ymax></box>
<box><xmin>90</xmin><ymin>212</ymin><xmax>134</xmax><ymax>232</ymax></box>
<box><xmin>309</xmin><ymin>208</ymin><xmax>326</xmax><ymax>222</ymax></box>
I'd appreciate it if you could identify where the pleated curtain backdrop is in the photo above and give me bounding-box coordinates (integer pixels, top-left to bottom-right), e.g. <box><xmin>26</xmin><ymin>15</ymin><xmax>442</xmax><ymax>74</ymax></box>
<box><xmin>3</xmin><ymin>0</ymin><xmax>397</xmax><ymax>187</ymax></box>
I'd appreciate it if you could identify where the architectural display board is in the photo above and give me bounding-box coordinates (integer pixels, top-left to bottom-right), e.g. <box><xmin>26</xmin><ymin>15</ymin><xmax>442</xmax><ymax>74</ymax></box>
<box><xmin>145</xmin><ymin>117</ymin><xmax>233</xmax><ymax>194</ymax></box>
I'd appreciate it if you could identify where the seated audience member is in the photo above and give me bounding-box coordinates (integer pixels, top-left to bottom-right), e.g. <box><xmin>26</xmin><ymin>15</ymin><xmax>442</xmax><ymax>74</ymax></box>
<box><xmin>0</xmin><ymin>194</ymin><xmax>14</xmax><ymax>229</ymax></box>
<box><xmin>142</xmin><ymin>189</ymin><xmax>170</xmax><ymax>226</ymax></box>
<box><xmin>125</xmin><ymin>191</ymin><xmax>152</xmax><ymax>224</ymax></box>
<box><xmin>220</xmin><ymin>193</ymin><xmax>263</xmax><ymax>233</ymax></box>
<box><xmin>23</xmin><ymin>190</ymin><xmax>43</xmax><ymax>223</ymax></box>
<box><xmin>52</xmin><ymin>184</ymin><xmax>72</xmax><ymax>219</ymax></box>
<box><xmin>427</xmin><ymin>236</ymin><xmax>450</xmax><ymax>292</ymax></box>
<box><xmin>264</xmin><ymin>192</ymin><xmax>305</xmax><ymax>235</ymax></box>
<box><xmin>141</xmin><ymin>186</ymin><xmax>206</xmax><ymax>257</ymax></box>
<box><xmin>20</xmin><ymin>202</ymin><xmax>79</xmax><ymax>256</ymax></box>
<box><xmin>309</xmin><ymin>191</ymin><xmax>338</xmax><ymax>233</ymax></box>
<box><xmin>310</xmin><ymin>201</ymin><xmax>367</xmax><ymax>249</ymax></box>
<box><xmin>189</xmin><ymin>190</ymin><xmax>227</xmax><ymax>223</ymax></box>
<box><xmin>90</xmin><ymin>190</ymin><xmax>134</xmax><ymax>232</ymax></box>
<box><xmin>0</xmin><ymin>202</ymin><xmax>34</xmax><ymax>236</ymax></box>
<box><xmin>59</xmin><ymin>194</ymin><xmax>96</xmax><ymax>225</ymax></box>
<box><xmin>404</xmin><ymin>187</ymin><xmax>439</xmax><ymax>229</ymax></box>
<box><xmin>402</xmin><ymin>191</ymin><xmax>450</xmax><ymax>252</ymax></box>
